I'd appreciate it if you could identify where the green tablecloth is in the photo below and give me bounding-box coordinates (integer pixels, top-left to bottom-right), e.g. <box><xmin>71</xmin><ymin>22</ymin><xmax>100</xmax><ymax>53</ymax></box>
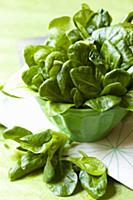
<box><xmin>0</xmin><ymin>0</ymin><xmax>133</xmax><ymax>199</ymax></box>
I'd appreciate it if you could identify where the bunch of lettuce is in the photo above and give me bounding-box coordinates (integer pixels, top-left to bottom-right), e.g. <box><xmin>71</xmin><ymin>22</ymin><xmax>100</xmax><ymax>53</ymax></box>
<box><xmin>22</xmin><ymin>4</ymin><xmax>133</xmax><ymax>112</ymax></box>
<box><xmin>3</xmin><ymin>126</ymin><xmax>107</xmax><ymax>199</ymax></box>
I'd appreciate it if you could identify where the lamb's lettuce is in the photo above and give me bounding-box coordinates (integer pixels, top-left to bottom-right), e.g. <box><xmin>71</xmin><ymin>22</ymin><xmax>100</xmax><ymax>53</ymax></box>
<box><xmin>70</xmin><ymin>65</ymin><xmax>101</xmax><ymax>99</ymax></box>
<box><xmin>64</xmin><ymin>151</ymin><xmax>106</xmax><ymax>176</ymax></box>
<box><xmin>1</xmin><ymin>4</ymin><xmax>133</xmax><ymax>200</ymax></box>
<box><xmin>3</xmin><ymin>126</ymin><xmax>32</xmax><ymax>142</ymax></box>
<box><xmin>9</xmin><ymin>152</ymin><xmax>47</xmax><ymax>181</ymax></box>
<box><xmin>47</xmin><ymin>162</ymin><xmax>78</xmax><ymax>197</ymax></box>
<box><xmin>121</xmin><ymin>90</ymin><xmax>133</xmax><ymax>111</ymax></box>
<box><xmin>3</xmin><ymin>126</ymin><xmax>107</xmax><ymax>199</ymax></box>
<box><xmin>85</xmin><ymin>95</ymin><xmax>121</xmax><ymax>112</ymax></box>
<box><xmin>79</xmin><ymin>170</ymin><xmax>107</xmax><ymax>199</ymax></box>
<box><xmin>20</xmin><ymin>3</ymin><xmax>133</xmax><ymax>112</ymax></box>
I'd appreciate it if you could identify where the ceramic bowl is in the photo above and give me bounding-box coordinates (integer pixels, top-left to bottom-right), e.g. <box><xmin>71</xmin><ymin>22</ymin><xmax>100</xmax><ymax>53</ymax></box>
<box><xmin>43</xmin><ymin>105</ymin><xmax>127</xmax><ymax>142</ymax></box>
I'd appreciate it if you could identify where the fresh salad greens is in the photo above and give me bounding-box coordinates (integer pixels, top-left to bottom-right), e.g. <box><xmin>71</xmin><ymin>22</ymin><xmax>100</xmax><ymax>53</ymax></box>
<box><xmin>21</xmin><ymin>3</ymin><xmax>133</xmax><ymax>112</ymax></box>
<box><xmin>2</xmin><ymin>3</ymin><xmax>133</xmax><ymax>199</ymax></box>
<box><xmin>3</xmin><ymin>126</ymin><xmax>107</xmax><ymax>199</ymax></box>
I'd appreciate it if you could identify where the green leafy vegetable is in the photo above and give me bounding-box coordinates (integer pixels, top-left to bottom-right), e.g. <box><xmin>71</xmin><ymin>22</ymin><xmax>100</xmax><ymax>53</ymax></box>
<box><xmin>4</xmin><ymin>3</ymin><xmax>133</xmax><ymax>199</ymax></box>
<box><xmin>57</xmin><ymin>60</ymin><xmax>74</xmax><ymax>102</ymax></box>
<box><xmin>64</xmin><ymin>151</ymin><xmax>106</xmax><ymax>176</ymax></box>
<box><xmin>86</xmin><ymin>8</ymin><xmax>112</xmax><ymax>34</ymax></box>
<box><xmin>39</xmin><ymin>77</ymin><xmax>65</xmax><ymax>102</ymax></box>
<box><xmin>47</xmin><ymin>162</ymin><xmax>78</xmax><ymax>197</ymax></box>
<box><xmin>46</xmin><ymin>16</ymin><xmax>72</xmax><ymax>52</ymax></box>
<box><xmin>67</xmin><ymin>29</ymin><xmax>82</xmax><ymax>43</ymax></box>
<box><xmin>3</xmin><ymin>126</ymin><xmax>32</xmax><ymax>142</ymax></box>
<box><xmin>121</xmin><ymin>90</ymin><xmax>133</xmax><ymax>111</ymax></box>
<box><xmin>70</xmin><ymin>66</ymin><xmax>101</xmax><ymax>99</ymax></box>
<box><xmin>9</xmin><ymin>152</ymin><xmax>47</xmax><ymax>181</ymax></box>
<box><xmin>24</xmin><ymin>45</ymin><xmax>45</xmax><ymax>67</ymax></box>
<box><xmin>34</xmin><ymin>46</ymin><xmax>53</xmax><ymax>64</ymax></box>
<box><xmin>101</xmin><ymin>82</ymin><xmax>127</xmax><ymax>96</ymax></box>
<box><xmin>103</xmin><ymin>69</ymin><xmax>130</xmax><ymax>87</ymax></box>
<box><xmin>101</xmin><ymin>40</ymin><xmax>122</xmax><ymax>70</ymax></box>
<box><xmin>45</xmin><ymin>51</ymin><xmax>67</xmax><ymax>73</ymax></box>
<box><xmin>122</xmin><ymin>11</ymin><xmax>133</xmax><ymax>23</ymax></box>
<box><xmin>21</xmin><ymin>4</ymin><xmax>133</xmax><ymax>112</ymax></box>
<box><xmin>73</xmin><ymin>3</ymin><xmax>94</xmax><ymax>38</ymax></box>
<box><xmin>48</xmin><ymin>16</ymin><xmax>72</xmax><ymax>34</ymax></box>
<box><xmin>71</xmin><ymin>87</ymin><xmax>85</xmax><ymax>107</ymax></box>
<box><xmin>20</xmin><ymin>130</ymin><xmax>52</xmax><ymax>153</ymax></box>
<box><xmin>85</xmin><ymin>95</ymin><xmax>121</xmax><ymax>112</ymax></box>
<box><xmin>43</xmin><ymin>156</ymin><xmax>57</xmax><ymax>183</ymax></box>
<box><xmin>68</xmin><ymin>41</ymin><xmax>93</xmax><ymax>65</ymax></box>
<box><xmin>49</xmin><ymin>60</ymin><xmax>62</xmax><ymax>78</ymax></box>
<box><xmin>3</xmin><ymin>126</ymin><xmax>107</xmax><ymax>199</ymax></box>
<box><xmin>31</xmin><ymin>72</ymin><xmax>44</xmax><ymax>88</ymax></box>
<box><xmin>22</xmin><ymin>66</ymin><xmax>39</xmax><ymax>86</ymax></box>
<box><xmin>79</xmin><ymin>170</ymin><xmax>107</xmax><ymax>199</ymax></box>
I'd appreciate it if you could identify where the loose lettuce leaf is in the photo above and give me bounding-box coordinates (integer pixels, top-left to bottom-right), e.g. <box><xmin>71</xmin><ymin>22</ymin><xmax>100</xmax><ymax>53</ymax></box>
<box><xmin>3</xmin><ymin>126</ymin><xmax>32</xmax><ymax>143</ymax></box>
<box><xmin>35</xmin><ymin>131</ymin><xmax>68</xmax><ymax>154</ymax></box>
<box><xmin>65</xmin><ymin>152</ymin><xmax>106</xmax><ymax>176</ymax></box>
<box><xmin>79</xmin><ymin>170</ymin><xmax>107</xmax><ymax>199</ymax></box>
<box><xmin>47</xmin><ymin>162</ymin><xmax>78</xmax><ymax>197</ymax></box>
<box><xmin>9</xmin><ymin>152</ymin><xmax>47</xmax><ymax>181</ymax></box>
<box><xmin>43</xmin><ymin>155</ymin><xmax>58</xmax><ymax>183</ymax></box>
<box><xmin>19</xmin><ymin>130</ymin><xmax>52</xmax><ymax>153</ymax></box>
<box><xmin>43</xmin><ymin>145</ymin><xmax>68</xmax><ymax>183</ymax></box>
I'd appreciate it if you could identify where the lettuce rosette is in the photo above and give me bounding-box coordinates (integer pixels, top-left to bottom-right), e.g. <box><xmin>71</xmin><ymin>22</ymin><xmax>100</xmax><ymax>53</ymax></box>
<box><xmin>21</xmin><ymin>4</ymin><xmax>133</xmax><ymax>141</ymax></box>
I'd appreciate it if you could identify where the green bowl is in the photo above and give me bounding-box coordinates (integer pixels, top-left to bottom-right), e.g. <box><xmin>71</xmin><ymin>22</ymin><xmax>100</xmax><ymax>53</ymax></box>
<box><xmin>43</xmin><ymin>105</ymin><xmax>128</xmax><ymax>142</ymax></box>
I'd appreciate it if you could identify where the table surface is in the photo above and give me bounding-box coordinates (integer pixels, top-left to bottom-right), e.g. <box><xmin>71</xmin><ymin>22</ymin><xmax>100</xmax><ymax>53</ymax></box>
<box><xmin>0</xmin><ymin>0</ymin><xmax>133</xmax><ymax>199</ymax></box>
